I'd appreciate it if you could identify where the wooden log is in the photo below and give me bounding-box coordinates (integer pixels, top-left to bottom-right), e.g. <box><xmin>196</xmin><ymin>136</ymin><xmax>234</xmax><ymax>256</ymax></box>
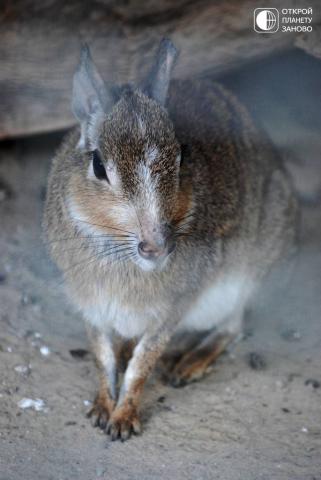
<box><xmin>0</xmin><ymin>0</ymin><xmax>320</xmax><ymax>138</ymax></box>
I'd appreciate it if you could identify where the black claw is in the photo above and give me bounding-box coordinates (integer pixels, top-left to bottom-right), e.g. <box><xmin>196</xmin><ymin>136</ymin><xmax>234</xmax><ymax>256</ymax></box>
<box><xmin>99</xmin><ymin>418</ymin><xmax>107</xmax><ymax>430</ymax></box>
<box><xmin>111</xmin><ymin>429</ymin><xmax>120</xmax><ymax>441</ymax></box>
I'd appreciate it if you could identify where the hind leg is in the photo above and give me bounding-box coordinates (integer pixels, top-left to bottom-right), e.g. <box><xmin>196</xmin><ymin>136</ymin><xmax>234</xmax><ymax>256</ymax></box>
<box><xmin>158</xmin><ymin>330</ymin><xmax>206</xmax><ymax>377</ymax></box>
<box><xmin>165</xmin><ymin>312</ymin><xmax>243</xmax><ymax>388</ymax></box>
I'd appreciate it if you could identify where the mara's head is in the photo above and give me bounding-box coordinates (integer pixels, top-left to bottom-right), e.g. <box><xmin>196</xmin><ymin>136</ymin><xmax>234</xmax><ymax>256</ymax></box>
<box><xmin>68</xmin><ymin>39</ymin><xmax>193</xmax><ymax>272</ymax></box>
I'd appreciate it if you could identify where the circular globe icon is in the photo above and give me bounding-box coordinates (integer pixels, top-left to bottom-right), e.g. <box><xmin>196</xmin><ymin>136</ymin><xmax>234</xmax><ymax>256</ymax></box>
<box><xmin>256</xmin><ymin>10</ymin><xmax>277</xmax><ymax>31</ymax></box>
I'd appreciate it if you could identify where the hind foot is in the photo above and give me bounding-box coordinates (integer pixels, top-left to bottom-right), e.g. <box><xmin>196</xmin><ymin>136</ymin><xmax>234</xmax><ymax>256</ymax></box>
<box><xmin>165</xmin><ymin>333</ymin><xmax>233</xmax><ymax>388</ymax></box>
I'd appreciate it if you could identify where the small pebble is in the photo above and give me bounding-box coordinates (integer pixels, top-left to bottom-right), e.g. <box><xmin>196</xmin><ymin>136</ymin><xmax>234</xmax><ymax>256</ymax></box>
<box><xmin>157</xmin><ymin>396</ymin><xmax>166</xmax><ymax>403</ymax></box>
<box><xmin>69</xmin><ymin>348</ymin><xmax>89</xmax><ymax>359</ymax></box>
<box><xmin>247</xmin><ymin>352</ymin><xmax>266</xmax><ymax>370</ymax></box>
<box><xmin>0</xmin><ymin>273</ymin><xmax>6</xmax><ymax>284</ymax></box>
<box><xmin>21</xmin><ymin>294</ymin><xmax>37</xmax><ymax>306</ymax></box>
<box><xmin>281</xmin><ymin>328</ymin><xmax>302</xmax><ymax>342</ymax></box>
<box><xmin>96</xmin><ymin>466</ymin><xmax>106</xmax><ymax>477</ymax></box>
<box><xmin>21</xmin><ymin>295</ymin><xmax>29</xmax><ymax>305</ymax></box>
<box><xmin>301</xmin><ymin>427</ymin><xmax>308</xmax><ymax>433</ymax></box>
<box><xmin>40</xmin><ymin>346</ymin><xmax>50</xmax><ymax>356</ymax></box>
<box><xmin>305</xmin><ymin>378</ymin><xmax>320</xmax><ymax>389</ymax></box>
<box><xmin>14</xmin><ymin>365</ymin><xmax>31</xmax><ymax>375</ymax></box>
<box><xmin>18</xmin><ymin>398</ymin><xmax>46</xmax><ymax>411</ymax></box>
<box><xmin>83</xmin><ymin>400</ymin><xmax>91</xmax><ymax>407</ymax></box>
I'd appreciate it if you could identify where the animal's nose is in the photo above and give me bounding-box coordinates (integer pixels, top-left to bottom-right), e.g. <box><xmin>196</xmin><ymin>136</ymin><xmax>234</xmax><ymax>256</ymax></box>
<box><xmin>138</xmin><ymin>223</ymin><xmax>176</xmax><ymax>261</ymax></box>
<box><xmin>138</xmin><ymin>240</ymin><xmax>165</xmax><ymax>260</ymax></box>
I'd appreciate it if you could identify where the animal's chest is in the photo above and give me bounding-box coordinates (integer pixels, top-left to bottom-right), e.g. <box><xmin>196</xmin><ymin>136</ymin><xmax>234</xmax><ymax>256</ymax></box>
<box><xmin>82</xmin><ymin>271</ymin><xmax>253</xmax><ymax>338</ymax></box>
<box><xmin>84</xmin><ymin>295</ymin><xmax>157</xmax><ymax>338</ymax></box>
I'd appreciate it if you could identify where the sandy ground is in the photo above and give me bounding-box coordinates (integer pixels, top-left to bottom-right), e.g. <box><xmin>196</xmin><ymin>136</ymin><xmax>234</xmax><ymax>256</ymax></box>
<box><xmin>1</xmin><ymin>51</ymin><xmax>321</xmax><ymax>479</ymax></box>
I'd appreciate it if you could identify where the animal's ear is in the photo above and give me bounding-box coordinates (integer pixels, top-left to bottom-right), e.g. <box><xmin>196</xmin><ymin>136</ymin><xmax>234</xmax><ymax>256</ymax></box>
<box><xmin>72</xmin><ymin>44</ymin><xmax>111</xmax><ymax>150</ymax></box>
<box><xmin>143</xmin><ymin>38</ymin><xmax>178</xmax><ymax>106</ymax></box>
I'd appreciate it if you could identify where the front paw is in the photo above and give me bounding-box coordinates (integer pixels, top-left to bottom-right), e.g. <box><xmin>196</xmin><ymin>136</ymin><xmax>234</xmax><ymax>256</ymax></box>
<box><xmin>107</xmin><ymin>404</ymin><xmax>141</xmax><ymax>441</ymax></box>
<box><xmin>87</xmin><ymin>394</ymin><xmax>115</xmax><ymax>431</ymax></box>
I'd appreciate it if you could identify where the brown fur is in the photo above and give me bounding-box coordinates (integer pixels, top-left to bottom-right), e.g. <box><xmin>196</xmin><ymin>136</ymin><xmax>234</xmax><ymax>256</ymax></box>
<box><xmin>107</xmin><ymin>397</ymin><xmax>141</xmax><ymax>441</ymax></box>
<box><xmin>43</xmin><ymin>41</ymin><xmax>298</xmax><ymax>441</ymax></box>
<box><xmin>107</xmin><ymin>338</ymin><xmax>166</xmax><ymax>440</ymax></box>
<box><xmin>166</xmin><ymin>333</ymin><xmax>234</xmax><ymax>387</ymax></box>
<box><xmin>87</xmin><ymin>373</ymin><xmax>115</xmax><ymax>429</ymax></box>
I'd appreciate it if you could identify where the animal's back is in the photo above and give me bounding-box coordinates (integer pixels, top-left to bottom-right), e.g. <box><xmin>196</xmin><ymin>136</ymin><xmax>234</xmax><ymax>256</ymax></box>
<box><xmin>168</xmin><ymin>78</ymin><xmax>298</xmax><ymax>272</ymax></box>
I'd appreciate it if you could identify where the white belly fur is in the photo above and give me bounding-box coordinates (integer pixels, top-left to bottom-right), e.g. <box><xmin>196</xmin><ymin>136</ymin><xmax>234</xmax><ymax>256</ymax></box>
<box><xmin>180</xmin><ymin>273</ymin><xmax>253</xmax><ymax>332</ymax></box>
<box><xmin>83</xmin><ymin>299</ymin><xmax>155</xmax><ymax>338</ymax></box>
<box><xmin>82</xmin><ymin>272</ymin><xmax>254</xmax><ymax>338</ymax></box>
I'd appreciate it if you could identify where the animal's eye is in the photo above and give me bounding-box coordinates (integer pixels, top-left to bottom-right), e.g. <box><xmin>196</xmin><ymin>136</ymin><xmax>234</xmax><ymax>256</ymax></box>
<box><xmin>180</xmin><ymin>144</ymin><xmax>190</xmax><ymax>168</ymax></box>
<box><xmin>92</xmin><ymin>150</ymin><xmax>108</xmax><ymax>182</ymax></box>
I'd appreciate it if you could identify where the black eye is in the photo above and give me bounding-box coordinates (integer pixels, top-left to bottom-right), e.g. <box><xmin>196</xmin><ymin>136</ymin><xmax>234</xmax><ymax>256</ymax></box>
<box><xmin>92</xmin><ymin>150</ymin><xmax>108</xmax><ymax>182</ymax></box>
<box><xmin>180</xmin><ymin>144</ymin><xmax>190</xmax><ymax>168</ymax></box>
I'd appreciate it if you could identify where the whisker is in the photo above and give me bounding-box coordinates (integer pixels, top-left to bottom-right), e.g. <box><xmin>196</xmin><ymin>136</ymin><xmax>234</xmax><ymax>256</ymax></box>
<box><xmin>174</xmin><ymin>232</ymin><xmax>193</xmax><ymax>240</ymax></box>
<box><xmin>173</xmin><ymin>212</ymin><xmax>195</xmax><ymax>226</ymax></box>
<box><xmin>118</xmin><ymin>251</ymin><xmax>137</xmax><ymax>265</ymax></box>
<box><xmin>46</xmin><ymin>233</ymin><xmax>134</xmax><ymax>245</ymax></box>
<box><xmin>61</xmin><ymin>245</ymin><xmax>135</xmax><ymax>280</ymax></box>
<box><xmin>74</xmin><ymin>218</ymin><xmax>134</xmax><ymax>236</ymax></box>
<box><xmin>175</xmin><ymin>224</ymin><xmax>193</xmax><ymax>234</ymax></box>
<box><xmin>20</xmin><ymin>239</ymin><xmax>136</xmax><ymax>266</ymax></box>
<box><xmin>64</xmin><ymin>245</ymin><xmax>133</xmax><ymax>273</ymax></box>
<box><xmin>175</xmin><ymin>222</ymin><xmax>195</xmax><ymax>234</ymax></box>
<box><xmin>55</xmin><ymin>240</ymin><xmax>136</xmax><ymax>256</ymax></box>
